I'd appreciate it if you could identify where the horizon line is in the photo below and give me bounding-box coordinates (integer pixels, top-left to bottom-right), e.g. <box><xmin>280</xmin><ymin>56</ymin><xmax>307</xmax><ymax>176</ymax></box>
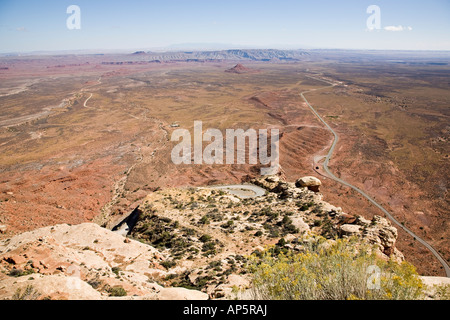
<box><xmin>2</xmin><ymin>46</ymin><xmax>450</xmax><ymax>56</ymax></box>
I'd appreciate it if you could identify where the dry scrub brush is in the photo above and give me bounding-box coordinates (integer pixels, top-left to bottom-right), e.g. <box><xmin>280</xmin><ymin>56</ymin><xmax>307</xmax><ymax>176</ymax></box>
<box><xmin>247</xmin><ymin>236</ymin><xmax>424</xmax><ymax>300</ymax></box>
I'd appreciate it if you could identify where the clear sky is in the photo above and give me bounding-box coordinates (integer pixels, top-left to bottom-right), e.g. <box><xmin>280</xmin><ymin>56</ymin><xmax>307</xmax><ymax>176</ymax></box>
<box><xmin>0</xmin><ymin>0</ymin><xmax>449</xmax><ymax>53</ymax></box>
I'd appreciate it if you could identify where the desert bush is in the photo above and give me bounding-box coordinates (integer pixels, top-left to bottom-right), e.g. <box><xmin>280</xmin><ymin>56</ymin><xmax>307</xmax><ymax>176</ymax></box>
<box><xmin>320</xmin><ymin>216</ymin><xmax>337</xmax><ymax>238</ymax></box>
<box><xmin>199</xmin><ymin>234</ymin><xmax>212</xmax><ymax>242</ymax></box>
<box><xmin>247</xmin><ymin>237</ymin><xmax>424</xmax><ymax>300</ymax></box>
<box><xmin>8</xmin><ymin>268</ymin><xmax>34</xmax><ymax>277</ymax></box>
<box><xmin>87</xmin><ymin>278</ymin><xmax>103</xmax><ymax>289</ymax></box>
<box><xmin>161</xmin><ymin>260</ymin><xmax>177</xmax><ymax>270</ymax></box>
<box><xmin>433</xmin><ymin>284</ymin><xmax>450</xmax><ymax>300</ymax></box>
<box><xmin>202</xmin><ymin>241</ymin><xmax>216</xmax><ymax>253</ymax></box>
<box><xmin>221</xmin><ymin>220</ymin><xmax>234</xmax><ymax>229</ymax></box>
<box><xmin>297</xmin><ymin>201</ymin><xmax>314</xmax><ymax>211</ymax></box>
<box><xmin>11</xmin><ymin>285</ymin><xmax>41</xmax><ymax>300</ymax></box>
<box><xmin>279</xmin><ymin>216</ymin><xmax>299</xmax><ymax>235</ymax></box>
<box><xmin>108</xmin><ymin>286</ymin><xmax>127</xmax><ymax>297</ymax></box>
<box><xmin>199</xmin><ymin>215</ymin><xmax>210</xmax><ymax>225</ymax></box>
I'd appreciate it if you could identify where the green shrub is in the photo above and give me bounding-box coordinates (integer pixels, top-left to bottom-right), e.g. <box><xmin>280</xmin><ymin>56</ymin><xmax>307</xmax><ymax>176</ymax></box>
<box><xmin>281</xmin><ymin>216</ymin><xmax>292</xmax><ymax>225</ymax></box>
<box><xmin>11</xmin><ymin>285</ymin><xmax>41</xmax><ymax>300</ymax></box>
<box><xmin>268</xmin><ymin>228</ymin><xmax>280</xmax><ymax>238</ymax></box>
<box><xmin>161</xmin><ymin>260</ymin><xmax>177</xmax><ymax>270</ymax></box>
<box><xmin>8</xmin><ymin>268</ymin><xmax>34</xmax><ymax>277</ymax></box>
<box><xmin>297</xmin><ymin>201</ymin><xmax>314</xmax><ymax>211</ymax></box>
<box><xmin>313</xmin><ymin>220</ymin><xmax>322</xmax><ymax>227</ymax></box>
<box><xmin>221</xmin><ymin>220</ymin><xmax>234</xmax><ymax>229</ymax></box>
<box><xmin>202</xmin><ymin>241</ymin><xmax>216</xmax><ymax>252</ymax></box>
<box><xmin>199</xmin><ymin>234</ymin><xmax>212</xmax><ymax>242</ymax></box>
<box><xmin>433</xmin><ymin>284</ymin><xmax>450</xmax><ymax>300</ymax></box>
<box><xmin>199</xmin><ymin>215</ymin><xmax>210</xmax><ymax>225</ymax></box>
<box><xmin>87</xmin><ymin>278</ymin><xmax>103</xmax><ymax>289</ymax></box>
<box><xmin>247</xmin><ymin>237</ymin><xmax>424</xmax><ymax>300</ymax></box>
<box><xmin>111</xmin><ymin>267</ymin><xmax>121</xmax><ymax>276</ymax></box>
<box><xmin>208</xmin><ymin>260</ymin><xmax>222</xmax><ymax>269</ymax></box>
<box><xmin>109</xmin><ymin>286</ymin><xmax>127</xmax><ymax>297</ymax></box>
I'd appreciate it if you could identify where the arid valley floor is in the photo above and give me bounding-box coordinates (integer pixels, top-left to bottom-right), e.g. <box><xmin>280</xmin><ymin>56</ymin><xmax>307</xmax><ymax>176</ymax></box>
<box><xmin>0</xmin><ymin>49</ymin><xmax>449</xmax><ymax>281</ymax></box>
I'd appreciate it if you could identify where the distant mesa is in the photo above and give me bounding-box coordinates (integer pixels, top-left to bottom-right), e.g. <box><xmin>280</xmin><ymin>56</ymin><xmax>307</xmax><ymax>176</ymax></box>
<box><xmin>104</xmin><ymin>49</ymin><xmax>307</xmax><ymax>63</ymax></box>
<box><xmin>225</xmin><ymin>63</ymin><xmax>258</xmax><ymax>74</ymax></box>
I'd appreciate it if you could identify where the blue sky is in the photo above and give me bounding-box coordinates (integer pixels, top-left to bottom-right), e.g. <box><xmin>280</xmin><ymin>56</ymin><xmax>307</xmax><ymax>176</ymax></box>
<box><xmin>0</xmin><ymin>0</ymin><xmax>449</xmax><ymax>52</ymax></box>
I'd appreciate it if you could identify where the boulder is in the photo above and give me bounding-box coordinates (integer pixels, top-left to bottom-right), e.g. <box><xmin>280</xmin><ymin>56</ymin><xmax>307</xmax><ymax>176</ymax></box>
<box><xmin>295</xmin><ymin>176</ymin><xmax>321</xmax><ymax>192</ymax></box>
<box><xmin>321</xmin><ymin>203</ymin><xmax>343</xmax><ymax>216</ymax></box>
<box><xmin>290</xmin><ymin>217</ymin><xmax>310</xmax><ymax>234</ymax></box>
<box><xmin>340</xmin><ymin>224</ymin><xmax>361</xmax><ymax>236</ymax></box>
<box><xmin>284</xmin><ymin>234</ymin><xmax>297</xmax><ymax>243</ymax></box>
<box><xmin>157</xmin><ymin>287</ymin><xmax>208</xmax><ymax>300</ymax></box>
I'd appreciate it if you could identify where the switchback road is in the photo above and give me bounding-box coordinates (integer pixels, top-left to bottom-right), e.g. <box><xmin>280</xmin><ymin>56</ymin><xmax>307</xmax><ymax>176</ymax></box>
<box><xmin>300</xmin><ymin>76</ymin><xmax>450</xmax><ymax>277</ymax></box>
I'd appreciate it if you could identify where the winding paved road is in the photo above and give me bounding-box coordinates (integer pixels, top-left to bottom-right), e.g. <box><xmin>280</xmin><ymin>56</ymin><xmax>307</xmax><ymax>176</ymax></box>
<box><xmin>83</xmin><ymin>93</ymin><xmax>93</xmax><ymax>108</ymax></box>
<box><xmin>300</xmin><ymin>76</ymin><xmax>450</xmax><ymax>277</ymax></box>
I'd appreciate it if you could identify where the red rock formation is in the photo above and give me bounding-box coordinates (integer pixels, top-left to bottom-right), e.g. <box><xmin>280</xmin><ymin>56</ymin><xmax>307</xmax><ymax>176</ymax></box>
<box><xmin>225</xmin><ymin>64</ymin><xmax>258</xmax><ymax>74</ymax></box>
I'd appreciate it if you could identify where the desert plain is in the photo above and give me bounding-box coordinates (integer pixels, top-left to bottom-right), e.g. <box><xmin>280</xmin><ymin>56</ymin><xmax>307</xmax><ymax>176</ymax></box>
<box><xmin>0</xmin><ymin>49</ymin><xmax>448</xmax><ymax>276</ymax></box>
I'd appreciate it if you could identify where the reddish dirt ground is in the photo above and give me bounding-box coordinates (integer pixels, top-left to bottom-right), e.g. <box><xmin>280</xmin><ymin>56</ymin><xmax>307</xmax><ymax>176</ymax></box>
<box><xmin>0</xmin><ymin>55</ymin><xmax>447</xmax><ymax>277</ymax></box>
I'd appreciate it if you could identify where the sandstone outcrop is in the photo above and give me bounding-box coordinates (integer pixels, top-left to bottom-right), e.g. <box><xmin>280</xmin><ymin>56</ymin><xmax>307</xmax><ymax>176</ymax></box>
<box><xmin>0</xmin><ymin>223</ymin><xmax>206</xmax><ymax>300</ymax></box>
<box><xmin>0</xmin><ymin>175</ymin><xmax>418</xmax><ymax>300</ymax></box>
<box><xmin>251</xmin><ymin>175</ymin><xmax>403</xmax><ymax>262</ymax></box>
